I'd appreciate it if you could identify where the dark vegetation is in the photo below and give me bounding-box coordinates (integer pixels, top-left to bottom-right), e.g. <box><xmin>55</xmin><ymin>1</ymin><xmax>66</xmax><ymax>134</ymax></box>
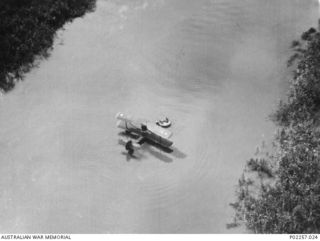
<box><xmin>230</xmin><ymin>24</ymin><xmax>320</xmax><ymax>233</ymax></box>
<box><xmin>0</xmin><ymin>0</ymin><xmax>96</xmax><ymax>92</ymax></box>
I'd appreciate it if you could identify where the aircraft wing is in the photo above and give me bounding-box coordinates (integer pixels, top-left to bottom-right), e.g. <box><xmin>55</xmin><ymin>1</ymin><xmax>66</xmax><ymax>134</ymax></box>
<box><xmin>146</xmin><ymin>123</ymin><xmax>172</xmax><ymax>139</ymax></box>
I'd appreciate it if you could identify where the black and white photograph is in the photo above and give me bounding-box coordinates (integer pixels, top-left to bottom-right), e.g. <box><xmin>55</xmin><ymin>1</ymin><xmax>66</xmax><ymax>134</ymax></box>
<box><xmin>0</xmin><ymin>0</ymin><xmax>320</xmax><ymax>236</ymax></box>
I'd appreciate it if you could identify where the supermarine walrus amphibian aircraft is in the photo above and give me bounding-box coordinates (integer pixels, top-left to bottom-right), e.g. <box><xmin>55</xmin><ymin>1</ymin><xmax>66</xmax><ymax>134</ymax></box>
<box><xmin>116</xmin><ymin>112</ymin><xmax>173</xmax><ymax>155</ymax></box>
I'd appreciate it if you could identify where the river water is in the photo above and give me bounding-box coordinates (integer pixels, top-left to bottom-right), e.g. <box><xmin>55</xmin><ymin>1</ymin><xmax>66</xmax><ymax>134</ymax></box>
<box><xmin>0</xmin><ymin>0</ymin><xmax>318</xmax><ymax>233</ymax></box>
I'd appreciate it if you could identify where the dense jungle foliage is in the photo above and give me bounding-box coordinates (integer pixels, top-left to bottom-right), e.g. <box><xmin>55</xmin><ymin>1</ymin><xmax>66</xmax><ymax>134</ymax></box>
<box><xmin>230</xmin><ymin>25</ymin><xmax>320</xmax><ymax>233</ymax></box>
<box><xmin>0</xmin><ymin>0</ymin><xmax>96</xmax><ymax>92</ymax></box>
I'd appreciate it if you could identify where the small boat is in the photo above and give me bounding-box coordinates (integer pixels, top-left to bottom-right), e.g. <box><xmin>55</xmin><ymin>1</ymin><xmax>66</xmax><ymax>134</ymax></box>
<box><xmin>156</xmin><ymin>117</ymin><xmax>171</xmax><ymax>128</ymax></box>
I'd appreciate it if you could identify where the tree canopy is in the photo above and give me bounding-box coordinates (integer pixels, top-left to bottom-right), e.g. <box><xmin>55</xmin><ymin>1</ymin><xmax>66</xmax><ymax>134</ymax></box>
<box><xmin>231</xmin><ymin>25</ymin><xmax>320</xmax><ymax>233</ymax></box>
<box><xmin>0</xmin><ymin>0</ymin><xmax>96</xmax><ymax>91</ymax></box>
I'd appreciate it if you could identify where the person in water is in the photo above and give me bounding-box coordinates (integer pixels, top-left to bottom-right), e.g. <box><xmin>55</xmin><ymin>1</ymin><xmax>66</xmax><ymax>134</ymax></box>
<box><xmin>125</xmin><ymin>140</ymin><xmax>134</xmax><ymax>156</ymax></box>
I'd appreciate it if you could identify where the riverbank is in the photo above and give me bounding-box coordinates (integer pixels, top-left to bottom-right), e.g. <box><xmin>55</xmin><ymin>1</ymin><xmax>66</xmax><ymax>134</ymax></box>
<box><xmin>232</xmin><ymin>24</ymin><xmax>320</xmax><ymax>233</ymax></box>
<box><xmin>0</xmin><ymin>0</ymin><xmax>96</xmax><ymax>92</ymax></box>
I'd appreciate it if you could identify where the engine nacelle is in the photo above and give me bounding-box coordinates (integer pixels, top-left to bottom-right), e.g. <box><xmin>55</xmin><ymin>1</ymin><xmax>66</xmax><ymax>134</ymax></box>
<box><xmin>115</xmin><ymin>112</ymin><xmax>130</xmax><ymax>121</ymax></box>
